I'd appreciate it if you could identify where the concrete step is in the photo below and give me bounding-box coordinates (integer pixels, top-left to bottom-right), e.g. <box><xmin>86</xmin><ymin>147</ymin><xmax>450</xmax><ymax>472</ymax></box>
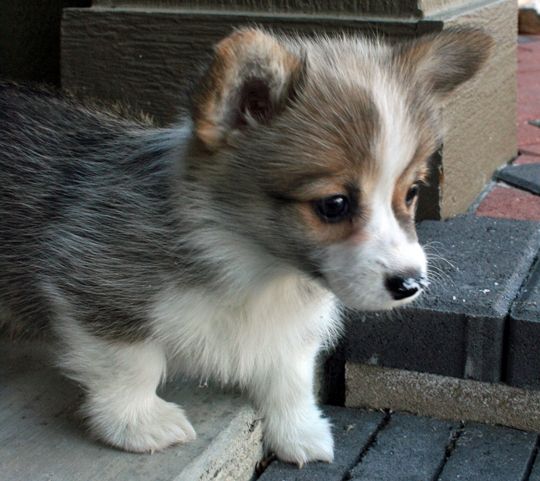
<box><xmin>331</xmin><ymin>214</ymin><xmax>540</xmax><ymax>432</ymax></box>
<box><xmin>508</xmin><ymin>258</ymin><xmax>540</xmax><ymax>389</ymax></box>
<box><xmin>0</xmin><ymin>340</ymin><xmax>262</xmax><ymax>481</ymax></box>
<box><xmin>341</xmin><ymin>215</ymin><xmax>540</xmax><ymax>385</ymax></box>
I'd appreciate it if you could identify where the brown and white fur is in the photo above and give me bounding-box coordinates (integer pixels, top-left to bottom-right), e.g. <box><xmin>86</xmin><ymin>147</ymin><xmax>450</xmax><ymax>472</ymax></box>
<box><xmin>0</xmin><ymin>28</ymin><xmax>492</xmax><ymax>465</ymax></box>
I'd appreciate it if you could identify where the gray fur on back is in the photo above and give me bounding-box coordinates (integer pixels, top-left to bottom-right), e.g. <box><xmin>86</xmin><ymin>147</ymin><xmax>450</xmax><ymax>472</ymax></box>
<box><xmin>0</xmin><ymin>82</ymin><xmax>199</xmax><ymax>339</ymax></box>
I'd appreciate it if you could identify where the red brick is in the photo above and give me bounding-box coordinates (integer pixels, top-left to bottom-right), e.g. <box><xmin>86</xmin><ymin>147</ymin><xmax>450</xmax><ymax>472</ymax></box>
<box><xmin>517</xmin><ymin>143</ymin><xmax>540</xmax><ymax>164</ymax></box>
<box><xmin>521</xmin><ymin>143</ymin><xmax>540</xmax><ymax>155</ymax></box>
<box><xmin>517</xmin><ymin>82</ymin><xmax>540</xmax><ymax>125</ymax></box>
<box><xmin>476</xmin><ymin>185</ymin><xmax>540</xmax><ymax>221</ymax></box>
<box><xmin>517</xmin><ymin>41</ymin><xmax>540</xmax><ymax>148</ymax></box>
<box><xmin>518</xmin><ymin>108</ymin><xmax>539</xmax><ymax>127</ymax></box>
<box><xmin>518</xmin><ymin>42</ymin><xmax>540</xmax><ymax>73</ymax></box>
<box><xmin>519</xmin><ymin>122</ymin><xmax>540</xmax><ymax>146</ymax></box>
<box><xmin>518</xmin><ymin>71</ymin><xmax>540</xmax><ymax>102</ymax></box>
<box><xmin>515</xmin><ymin>152</ymin><xmax>540</xmax><ymax>164</ymax></box>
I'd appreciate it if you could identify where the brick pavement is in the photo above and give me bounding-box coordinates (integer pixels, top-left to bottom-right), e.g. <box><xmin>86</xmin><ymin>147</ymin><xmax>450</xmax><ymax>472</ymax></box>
<box><xmin>478</xmin><ymin>35</ymin><xmax>540</xmax><ymax>220</ymax></box>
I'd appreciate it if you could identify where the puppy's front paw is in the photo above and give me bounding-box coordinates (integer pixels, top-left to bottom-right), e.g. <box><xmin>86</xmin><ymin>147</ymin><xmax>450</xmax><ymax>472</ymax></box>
<box><xmin>266</xmin><ymin>409</ymin><xmax>334</xmax><ymax>466</ymax></box>
<box><xmin>86</xmin><ymin>396</ymin><xmax>196</xmax><ymax>453</ymax></box>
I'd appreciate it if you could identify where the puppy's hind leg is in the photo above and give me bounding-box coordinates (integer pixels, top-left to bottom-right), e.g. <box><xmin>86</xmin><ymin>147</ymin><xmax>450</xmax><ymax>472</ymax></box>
<box><xmin>57</xmin><ymin>321</ymin><xmax>196</xmax><ymax>453</ymax></box>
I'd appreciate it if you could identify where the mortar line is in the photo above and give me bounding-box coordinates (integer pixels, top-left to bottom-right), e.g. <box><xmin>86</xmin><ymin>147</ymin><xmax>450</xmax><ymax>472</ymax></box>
<box><xmin>340</xmin><ymin>410</ymin><xmax>392</xmax><ymax>481</ymax></box>
<box><xmin>501</xmin><ymin>254</ymin><xmax>540</xmax><ymax>385</ymax></box>
<box><xmin>521</xmin><ymin>434</ymin><xmax>540</xmax><ymax>481</ymax></box>
<box><xmin>429</xmin><ymin>421</ymin><xmax>465</xmax><ymax>481</ymax></box>
<box><xmin>466</xmin><ymin>180</ymin><xmax>499</xmax><ymax>214</ymax></box>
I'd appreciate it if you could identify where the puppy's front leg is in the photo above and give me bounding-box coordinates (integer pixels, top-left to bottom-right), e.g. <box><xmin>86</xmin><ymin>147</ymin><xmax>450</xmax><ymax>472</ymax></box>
<box><xmin>250</xmin><ymin>344</ymin><xmax>334</xmax><ymax>466</ymax></box>
<box><xmin>58</xmin><ymin>325</ymin><xmax>196</xmax><ymax>452</ymax></box>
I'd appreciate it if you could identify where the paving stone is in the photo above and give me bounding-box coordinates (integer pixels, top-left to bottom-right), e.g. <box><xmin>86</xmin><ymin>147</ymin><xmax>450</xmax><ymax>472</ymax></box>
<box><xmin>0</xmin><ymin>340</ymin><xmax>263</xmax><ymax>481</ymax></box>
<box><xmin>517</xmin><ymin>75</ymin><xmax>540</xmax><ymax>124</ymax></box>
<box><xmin>496</xmin><ymin>163</ymin><xmax>540</xmax><ymax>194</ymax></box>
<box><xmin>521</xmin><ymin>143</ymin><xmax>540</xmax><ymax>157</ymax></box>
<box><xmin>345</xmin><ymin>216</ymin><xmax>540</xmax><ymax>382</ymax></box>
<box><xmin>349</xmin><ymin>413</ymin><xmax>457</xmax><ymax>481</ymax></box>
<box><xmin>507</xmin><ymin>260</ymin><xmax>540</xmax><ymax>389</ymax></box>
<box><xmin>518</xmin><ymin>36</ymin><xmax>540</xmax><ymax>73</ymax></box>
<box><xmin>515</xmin><ymin>150</ymin><xmax>540</xmax><ymax>165</ymax></box>
<box><xmin>437</xmin><ymin>423</ymin><xmax>537</xmax><ymax>481</ymax></box>
<box><xmin>258</xmin><ymin>407</ymin><xmax>384</xmax><ymax>481</ymax></box>
<box><xmin>518</xmin><ymin>40</ymin><xmax>540</xmax><ymax>147</ymax></box>
<box><xmin>521</xmin><ymin>144</ymin><xmax>540</xmax><ymax>156</ymax></box>
<box><xmin>518</xmin><ymin>103</ymin><xmax>540</xmax><ymax>131</ymax></box>
<box><xmin>519</xmin><ymin>121</ymin><xmax>540</xmax><ymax>147</ymax></box>
<box><xmin>476</xmin><ymin>185</ymin><xmax>540</xmax><ymax>221</ymax></box>
<box><xmin>528</xmin><ymin>452</ymin><xmax>540</xmax><ymax>481</ymax></box>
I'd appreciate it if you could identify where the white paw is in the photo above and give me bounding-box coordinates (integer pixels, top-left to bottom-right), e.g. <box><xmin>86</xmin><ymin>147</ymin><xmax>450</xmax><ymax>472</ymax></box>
<box><xmin>265</xmin><ymin>409</ymin><xmax>334</xmax><ymax>466</ymax></box>
<box><xmin>86</xmin><ymin>396</ymin><xmax>196</xmax><ymax>453</ymax></box>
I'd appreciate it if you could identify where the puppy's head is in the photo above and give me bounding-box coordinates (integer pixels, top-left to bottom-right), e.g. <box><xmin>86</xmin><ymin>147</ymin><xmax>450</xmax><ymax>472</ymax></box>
<box><xmin>191</xmin><ymin>28</ymin><xmax>493</xmax><ymax>310</ymax></box>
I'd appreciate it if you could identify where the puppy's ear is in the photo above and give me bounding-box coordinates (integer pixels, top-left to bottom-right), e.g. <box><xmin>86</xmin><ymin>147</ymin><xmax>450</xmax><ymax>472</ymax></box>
<box><xmin>193</xmin><ymin>28</ymin><xmax>306</xmax><ymax>150</ymax></box>
<box><xmin>395</xmin><ymin>28</ymin><xmax>494</xmax><ymax>100</ymax></box>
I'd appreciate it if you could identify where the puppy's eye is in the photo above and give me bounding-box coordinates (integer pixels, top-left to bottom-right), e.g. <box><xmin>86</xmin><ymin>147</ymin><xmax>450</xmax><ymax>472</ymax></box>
<box><xmin>405</xmin><ymin>184</ymin><xmax>419</xmax><ymax>206</ymax></box>
<box><xmin>314</xmin><ymin>195</ymin><xmax>350</xmax><ymax>223</ymax></box>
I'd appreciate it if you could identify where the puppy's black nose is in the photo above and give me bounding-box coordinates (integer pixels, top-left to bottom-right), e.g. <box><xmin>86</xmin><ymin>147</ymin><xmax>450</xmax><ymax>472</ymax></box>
<box><xmin>385</xmin><ymin>273</ymin><xmax>428</xmax><ymax>301</ymax></box>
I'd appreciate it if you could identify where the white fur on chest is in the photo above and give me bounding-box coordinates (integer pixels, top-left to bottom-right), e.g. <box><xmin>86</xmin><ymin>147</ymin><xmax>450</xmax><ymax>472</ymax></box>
<box><xmin>150</xmin><ymin>274</ymin><xmax>340</xmax><ymax>386</ymax></box>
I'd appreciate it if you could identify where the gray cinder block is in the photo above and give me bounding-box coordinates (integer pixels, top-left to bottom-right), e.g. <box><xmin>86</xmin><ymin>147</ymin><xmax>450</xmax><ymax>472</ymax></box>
<box><xmin>496</xmin><ymin>163</ymin><xmax>540</xmax><ymax>195</ymax></box>
<box><xmin>507</xmin><ymin>260</ymin><xmax>540</xmax><ymax>389</ymax></box>
<box><xmin>345</xmin><ymin>216</ymin><xmax>540</xmax><ymax>383</ymax></box>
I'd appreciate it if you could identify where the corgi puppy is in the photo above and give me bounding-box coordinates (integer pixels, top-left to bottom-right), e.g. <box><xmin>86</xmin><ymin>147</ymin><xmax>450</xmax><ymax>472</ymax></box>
<box><xmin>0</xmin><ymin>27</ymin><xmax>492</xmax><ymax>465</ymax></box>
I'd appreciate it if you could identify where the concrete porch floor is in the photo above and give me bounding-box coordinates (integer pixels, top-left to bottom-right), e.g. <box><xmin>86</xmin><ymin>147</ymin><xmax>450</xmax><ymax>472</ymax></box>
<box><xmin>0</xmin><ymin>340</ymin><xmax>263</xmax><ymax>481</ymax></box>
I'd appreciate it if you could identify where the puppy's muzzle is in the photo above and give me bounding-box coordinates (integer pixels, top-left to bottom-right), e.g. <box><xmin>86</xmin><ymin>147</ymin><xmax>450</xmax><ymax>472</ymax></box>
<box><xmin>385</xmin><ymin>272</ymin><xmax>429</xmax><ymax>300</ymax></box>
